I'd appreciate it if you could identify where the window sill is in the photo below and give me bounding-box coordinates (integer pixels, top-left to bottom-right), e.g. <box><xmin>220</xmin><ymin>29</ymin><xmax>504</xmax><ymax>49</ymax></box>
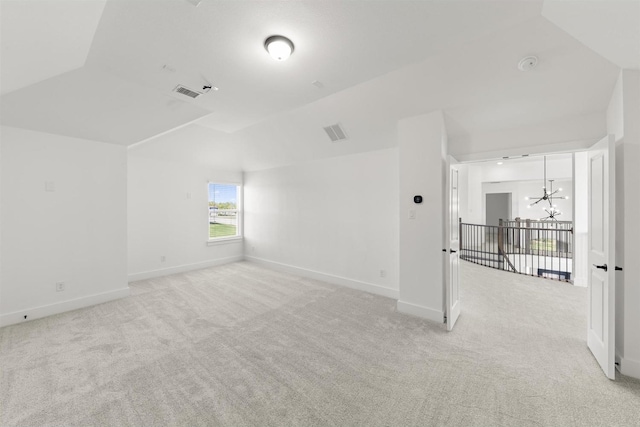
<box><xmin>206</xmin><ymin>236</ymin><xmax>243</xmax><ymax>246</ymax></box>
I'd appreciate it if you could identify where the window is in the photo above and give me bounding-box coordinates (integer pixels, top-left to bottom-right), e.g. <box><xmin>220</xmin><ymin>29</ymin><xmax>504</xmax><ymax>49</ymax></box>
<box><xmin>208</xmin><ymin>183</ymin><xmax>241</xmax><ymax>240</ymax></box>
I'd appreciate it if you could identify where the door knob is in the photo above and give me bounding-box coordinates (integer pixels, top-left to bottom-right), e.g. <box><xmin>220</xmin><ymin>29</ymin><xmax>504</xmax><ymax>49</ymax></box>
<box><xmin>450</xmin><ymin>249</ymin><xmax>457</xmax><ymax>253</ymax></box>
<box><xmin>593</xmin><ymin>264</ymin><xmax>608</xmax><ymax>271</ymax></box>
<box><xmin>615</xmin><ymin>266</ymin><xmax>623</xmax><ymax>271</ymax></box>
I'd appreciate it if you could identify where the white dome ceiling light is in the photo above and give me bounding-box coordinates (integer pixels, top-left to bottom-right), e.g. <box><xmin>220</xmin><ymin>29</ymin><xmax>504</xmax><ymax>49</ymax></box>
<box><xmin>518</xmin><ymin>55</ymin><xmax>539</xmax><ymax>71</ymax></box>
<box><xmin>264</xmin><ymin>35</ymin><xmax>294</xmax><ymax>61</ymax></box>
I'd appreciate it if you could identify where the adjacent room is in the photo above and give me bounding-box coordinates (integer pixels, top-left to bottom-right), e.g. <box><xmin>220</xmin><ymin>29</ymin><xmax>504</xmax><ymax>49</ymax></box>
<box><xmin>458</xmin><ymin>153</ymin><xmax>579</xmax><ymax>283</ymax></box>
<box><xmin>1</xmin><ymin>0</ymin><xmax>640</xmax><ymax>426</ymax></box>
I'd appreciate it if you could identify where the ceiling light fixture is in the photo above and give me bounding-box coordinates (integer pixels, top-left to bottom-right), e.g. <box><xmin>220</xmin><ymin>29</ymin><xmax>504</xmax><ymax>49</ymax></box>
<box><xmin>525</xmin><ymin>156</ymin><xmax>569</xmax><ymax>221</ymax></box>
<box><xmin>264</xmin><ymin>35</ymin><xmax>294</xmax><ymax>61</ymax></box>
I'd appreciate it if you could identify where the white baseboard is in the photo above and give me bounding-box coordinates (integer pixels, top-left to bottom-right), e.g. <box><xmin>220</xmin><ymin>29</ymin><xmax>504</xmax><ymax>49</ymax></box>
<box><xmin>128</xmin><ymin>255</ymin><xmax>244</xmax><ymax>282</ymax></box>
<box><xmin>396</xmin><ymin>300</ymin><xmax>444</xmax><ymax>324</ymax></box>
<box><xmin>618</xmin><ymin>355</ymin><xmax>640</xmax><ymax>380</ymax></box>
<box><xmin>0</xmin><ymin>287</ymin><xmax>130</xmax><ymax>328</ymax></box>
<box><xmin>244</xmin><ymin>256</ymin><xmax>399</xmax><ymax>299</ymax></box>
<box><xmin>573</xmin><ymin>277</ymin><xmax>587</xmax><ymax>287</ymax></box>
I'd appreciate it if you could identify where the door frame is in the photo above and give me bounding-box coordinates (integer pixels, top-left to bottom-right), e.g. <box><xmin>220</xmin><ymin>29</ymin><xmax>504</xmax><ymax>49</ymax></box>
<box><xmin>586</xmin><ymin>135</ymin><xmax>616</xmax><ymax>379</ymax></box>
<box><xmin>453</xmin><ymin>139</ymin><xmax>617</xmax><ymax>379</ymax></box>
<box><xmin>444</xmin><ymin>156</ymin><xmax>460</xmax><ymax>331</ymax></box>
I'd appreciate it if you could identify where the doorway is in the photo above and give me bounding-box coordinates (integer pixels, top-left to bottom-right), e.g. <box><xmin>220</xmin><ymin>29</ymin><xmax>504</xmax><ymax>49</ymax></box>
<box><xmin>485</xmin><ymin>192</ymin><xmax>511</xmax><ymax>226</ymax></box>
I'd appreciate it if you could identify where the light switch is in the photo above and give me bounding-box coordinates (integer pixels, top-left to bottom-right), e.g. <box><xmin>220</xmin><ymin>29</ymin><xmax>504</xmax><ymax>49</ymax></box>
<box><xmin>408</xmin><ymin>209</ymin><xmax>416</xmax><ymax>219</ymax></box>
<box><xmin>45</xmin><ymin>181</ymin><xmax>55</xmax><ymax>192</ymax></box>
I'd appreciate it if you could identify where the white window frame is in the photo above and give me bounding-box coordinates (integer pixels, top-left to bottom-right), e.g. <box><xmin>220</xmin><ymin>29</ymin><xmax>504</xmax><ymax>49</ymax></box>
<box><xmin>207</xmin><ymin>182</ymin><xmax>242</xmax><ymax>245</ymax></box>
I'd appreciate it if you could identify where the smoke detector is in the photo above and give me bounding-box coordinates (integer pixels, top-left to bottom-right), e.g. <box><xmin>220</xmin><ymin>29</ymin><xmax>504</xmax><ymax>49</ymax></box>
<box><xmin>518</xmin><ymin>56</ymin><xmax>538</xmax><ymax>71</ymax></box>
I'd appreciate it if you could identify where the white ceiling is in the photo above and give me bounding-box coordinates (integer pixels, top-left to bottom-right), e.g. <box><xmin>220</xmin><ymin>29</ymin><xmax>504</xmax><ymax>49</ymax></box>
<box><xmin>542</xmin><ymin>0</ymin><xmax>640</xmax><ymax>70</ymax></box>
<box><xmin>1</xmin><ymin>0</ymin><xmax>638</xmax><ymax>166</ymax></box>
<box><xmin>0</xmin><ymin>67</ymin><xmax>210</xmax><ymax>145</ymax></box>
<box><xmin>231</xmin><ymin>15</ymin><xmax>619</xmax><ymax>170</ymax></box>
<box><xmin>85</xmin><ymin>0</ymin><xmax>546</xmax><ymax>134</ymax></box>
<box><xmin>0</xmin><ymin>0</ymin><xmax>107</xmax><ymax>95</ymax></box>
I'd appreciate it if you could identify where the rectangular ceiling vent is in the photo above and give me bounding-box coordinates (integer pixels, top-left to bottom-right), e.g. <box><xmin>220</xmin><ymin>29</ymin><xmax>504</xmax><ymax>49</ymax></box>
<box><xmin>323</xmin><ymin>123</ymin><xmax>348</xmax><ymax>142</ymax></box>
<box><xmin>173</xmin><ymin>85</ymin><xmax>201</xmax><ymax>99</ymax></box>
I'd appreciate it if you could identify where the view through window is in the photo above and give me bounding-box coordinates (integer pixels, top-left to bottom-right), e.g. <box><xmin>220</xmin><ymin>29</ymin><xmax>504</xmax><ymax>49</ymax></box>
<box><xmin>208</xmin><ymin>183</ymin><xmax>240</xmax><ymax>239</ymax></box>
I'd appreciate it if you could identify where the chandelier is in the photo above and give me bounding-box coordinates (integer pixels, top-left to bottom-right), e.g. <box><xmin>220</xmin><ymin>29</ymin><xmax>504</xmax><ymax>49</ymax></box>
<box><xmin>525</xmin><ymin>156</ymin><xmax>569</xmax><ymax>221</ymax></box>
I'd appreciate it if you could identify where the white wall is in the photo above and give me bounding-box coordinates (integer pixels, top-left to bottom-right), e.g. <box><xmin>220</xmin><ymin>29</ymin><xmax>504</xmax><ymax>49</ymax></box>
<box><xmin>243</xmin><ymin>148</ymin><xmax>399</xmax><ymax>298</ymax></box>
<box><xmin>621</xmin><ymin>69</ymin><xmax>640</xmax><ymax>378</ymax></box>
<box><xmin>463</xmin><ymin>164</ymin><xmax>483</xmax><ymax>225</ymax></box>
<box><xmin>459</xmin><ymin>156</ymin><xmax>573</xmax><ymax>225</ymax></box>
<box><xmin>609</xmin><ymin>70</ymin><xmax>640</xmax><ymax>379</ymax></box>
<box><xmin>607</xmin><ymin>71</ymin><xmax>625</xmax><ymax>139</ymax></box>
<box><xmin>450</xmin><ymin>111</ymin><xmax>605</xmax><ymax>162</ymax></box>
<box><xmin>460</xmin><ymin>156</ymin><xmax>573</xmax><ymax>225</ymax></box>
<box><xmin>127</xmin><ymin>149</ymin><xmax>243</xmax><ymax>281</ymax></box>
<box><xmin>0</xmin><ymin>126</ymin><xmax>128</xmax><ymax>326</ymax></box>
<box><xmin>397</xmin><ymin>111</ymin><xmax>446</xmax><ymax>322</ymax></box>
<box><xmin>0</xmin><ymin>125</ymin><xmax>3</xmax><ymax>315</ymax></box>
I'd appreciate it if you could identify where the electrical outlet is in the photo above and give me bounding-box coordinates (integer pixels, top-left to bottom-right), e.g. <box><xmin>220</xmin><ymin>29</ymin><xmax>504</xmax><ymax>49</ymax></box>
<box><xmin>380</xmin><ymin>270</ymin><xmax>386</xmax><ymax>278</ymax></box>
<box><xmin>160</xmin><ymin>256</ymin><xmax>166</xmax><ymax>263</ymax></box>
<box><xmin>55</xmin><ymin>282</ymin><xmax>65</xmax><ymax>292</ymax></box>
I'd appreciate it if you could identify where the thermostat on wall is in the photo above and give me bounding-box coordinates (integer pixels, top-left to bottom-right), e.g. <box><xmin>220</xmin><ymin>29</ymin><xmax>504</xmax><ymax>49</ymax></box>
<box><xmin>414</xmin><ymin>195</ymin><xmax>423</xmax><ymax>204</ymax></box>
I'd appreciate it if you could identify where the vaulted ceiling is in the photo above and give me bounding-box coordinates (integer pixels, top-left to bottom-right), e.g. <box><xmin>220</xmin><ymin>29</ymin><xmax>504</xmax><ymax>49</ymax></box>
<box><xmin>1</xmin><ymin>0</ymin><xmax>638</xmax><ymax>170</ymax></box>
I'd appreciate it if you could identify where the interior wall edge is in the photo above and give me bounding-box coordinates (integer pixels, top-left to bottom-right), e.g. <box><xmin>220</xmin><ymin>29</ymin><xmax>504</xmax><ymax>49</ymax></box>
<box><xmin>0</xmin><ymin>287</ymin><xmax>130</xmax><ymax>328</ymax></box>
<box><xmin>396</xmin><ymin>300</ymin><xmax>444</xmax><ymax>325</ymax></box>
<box><xmin>617</xmin><ymin>355</ymin><xmax>640</xmax><ymax>380</ymax></box>
<box><xmin>454</xmin><ymin>137</ymin><xmax>599</xmax><ymax>163</ymax></box>
<box><xmin>244</xmin><ymin>255</ymin><xmax>399</xmax><ymax>300</ymax></box>
<box><xmin>128</xmin><ymin>255</ymin><xmax>244</xmax><ymax>283</ymax></box>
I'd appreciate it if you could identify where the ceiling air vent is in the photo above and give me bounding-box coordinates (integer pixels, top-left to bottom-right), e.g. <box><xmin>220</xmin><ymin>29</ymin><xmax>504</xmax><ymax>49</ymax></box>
<box><xmin>173</xmin><ymin>85</ymin><xmax>202</xmax><ymax>99</ymax></box>
<box><xmin>323</xmin><ymin>123</ymin><xmax>348</xmax><ymax>142</ymax></box>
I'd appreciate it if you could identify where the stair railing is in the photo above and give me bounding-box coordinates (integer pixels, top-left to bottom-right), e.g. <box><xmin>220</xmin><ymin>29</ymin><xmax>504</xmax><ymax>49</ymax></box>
<box><xmin>459</xmin><ymin>218</ymin><xmax>573</xmax><ymax>282</ymax></box>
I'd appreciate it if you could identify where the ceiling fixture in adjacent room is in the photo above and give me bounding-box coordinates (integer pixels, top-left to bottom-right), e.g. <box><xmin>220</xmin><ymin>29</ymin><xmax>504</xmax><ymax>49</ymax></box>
<box><xmin>264</xmin><ymin>35</ymin><xmax>295</xmax><ymax>61</ymax></box>
<box><xmin>524</xmin><ymin>156</ymin><xmax>569</xmax><ymax>221</ymax></box>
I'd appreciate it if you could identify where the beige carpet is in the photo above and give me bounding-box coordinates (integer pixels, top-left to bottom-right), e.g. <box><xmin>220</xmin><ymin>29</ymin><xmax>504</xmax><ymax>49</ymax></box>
<box><xmin>1</xmin><ymin>261</ymin><xmax>639</xmax><ymax>426</ymax></box>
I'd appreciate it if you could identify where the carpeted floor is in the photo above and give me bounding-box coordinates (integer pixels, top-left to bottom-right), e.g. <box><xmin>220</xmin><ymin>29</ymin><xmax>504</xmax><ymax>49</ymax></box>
<box><xmin>1</xmin><ymin>261</ymin><xmax>639</xmax><ymax>426</ymax></box>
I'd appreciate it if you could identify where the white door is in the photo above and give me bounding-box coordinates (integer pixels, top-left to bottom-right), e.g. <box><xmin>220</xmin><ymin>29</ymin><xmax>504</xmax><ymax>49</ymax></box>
<box><xmin>445</xmin><ymin>156</ymin><xmax>460</xmax><ymax>331</ymax></box>
<box><xmin>587</xmin><ymin>135</ymin><xmax>616</xmax><ymax>379</ymax></box>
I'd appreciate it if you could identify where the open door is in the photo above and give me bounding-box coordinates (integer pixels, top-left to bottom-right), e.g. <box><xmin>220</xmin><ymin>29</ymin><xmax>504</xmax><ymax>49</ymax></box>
<box><xmin>587</xmin><ymin>135</ymin><xmax>616</xmax><ymax>379</ymax></box>
<box><xmin>445</xmin><ymin>156</ymin><xmax>460</xmax><ymax>331</ymax></box>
